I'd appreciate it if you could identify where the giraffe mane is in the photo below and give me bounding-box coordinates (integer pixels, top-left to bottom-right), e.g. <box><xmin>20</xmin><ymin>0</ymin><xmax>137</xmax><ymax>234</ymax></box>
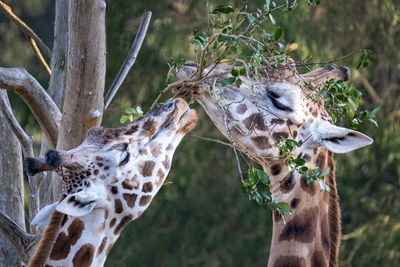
<box><xmin>326</xmin><ymin>152</ymin><xmax>341</xmax><ymax>267</ymax></box>
<box><xmin>28</xmin><ymin>210</ymin><xmax>65</xmax><ymax>267</ymax></box>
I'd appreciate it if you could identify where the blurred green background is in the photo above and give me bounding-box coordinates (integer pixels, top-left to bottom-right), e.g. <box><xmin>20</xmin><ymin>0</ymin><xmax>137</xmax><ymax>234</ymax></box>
<box><xmin>0</xmin><ymin>0</ymin><xmax>399</xmax><ymax>266</ymax></box>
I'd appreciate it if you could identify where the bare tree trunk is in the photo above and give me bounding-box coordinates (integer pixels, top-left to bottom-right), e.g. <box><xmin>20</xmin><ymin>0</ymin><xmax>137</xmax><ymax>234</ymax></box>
<box><xmin>52</xmin><ymin>0</ymin><xmax>106</xmax><ymax>196</ymax></box>
<box><xmin>39</xmin><ymin>0</ymin><xmax>68</xmax><ymax>207</ymax></box>
<box><xmin>0</xmin><ymin>97</ymin><xmax>25</xmax><ymax>267</ymax></box>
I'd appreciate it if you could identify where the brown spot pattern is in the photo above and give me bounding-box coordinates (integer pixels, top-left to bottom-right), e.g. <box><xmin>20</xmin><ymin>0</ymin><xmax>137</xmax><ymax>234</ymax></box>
<box><xmin>111</xmin><ymin>186</ymin><xmax>118</xmax><ymax>194</ymax></box>
<box><xmin>156</xmin><ymin>169</ymin><xmax>165</xmax><ymax>187</ymax></box>
<box><xmin>150</xmin><ymin>142</ymin><xmax>162</xmax><ymax>157</ymax></box>
<box><xmin>142</xmin><ymin>182</ymin><xmax>153</xmax><ymax>193</ymax></box>
<box><xmin>251</xmin><ymin>136</ymin><xmax>269</xmax><ymax>149</ymax></box>
<box><xmin>311</xmin><ymin>250</ymin><xmax>328</xmax><ymax>267</ymax></box>
<box><xmin>270</xmin><ymin>164</ymin><xmax>282</xmax><ymax>176</ymax></box>
<box><xmin>271</xmin><ymin>118</ymin><xmax>285</xmax><ymax>125</ymax></box>
<box><xmin>49</xmin><ymin>218</ymin><xmax>84</xmax><ymax>260</ymax></box>
<box><xmin>243</xmin><ymin>113</ymin><xmax>267</xmax><ymax>131</ymax></box>
<box><xmin>142</xmin><ymin>119</ymin><xmax>157</xmax><ymax>137</ymax></box>
<box><xmin>291</xmin><ymin>198</ymin><xmax>300</xmax><ymax>209</ymax></box>
<box><xmin>316</xmin><ymin>152</ymin><xmax>327</xmax><ymax>170</ymax></box>
<box><xmin>139</xmin><ymin>161</ymin><xmax>155</xmax><ymax>177</ymax></box>
<box><xmin>272</xmin><ymin>132</ymin><xmax>289</xmax><ymax>143</ymax></box>
<box><xmin>97</xmin><ymin>237</ymin><xmax>107</xmax><ymax>256</ymax></box>
<box><xmin>236</xmin><ymin>103</ymin><xmax>247</xmax><ymax>114</ymax></box>
<box><xmin>123</xmin><ymin>193</ymin><xmax>137</xmax><ymax>208</ymax></box>
<box><xmin>72</xmin><ymin>243</ymin><xmax>95</xmax><ymax>267</ymax></box>
<box><xmin>162</xmin><ymin>157</ymin><xmax>170</xmax><ymax>169</ymax></box>
<box><xmin>114</xmin><ymin>215</ymin><xmax>133</xmax><ymax>235</ymax></box>
<box><xmin>273</xmin><ymin>255</ymin><xmax>306</xmax><ymax>267</ymax></box>
<box><xmin>320</xmin><ymin>214</ymin><xmax>330</xmax><ymax>255</ymax></box>
<box><xmin>139</xmin><ymin>195</ymin><xmax>152</xmax><ymax>206</ymax></box>
<box><xmin>114</xmin><ymin>199</ymin><xmax>123</xmax><ymax>214</ymax></box>
<box><xmin>279</xmin><ymin>173</ymin><xmax>295</xmax><ymax>193</ymax></box>
<box><xmin>300</xmin><ymin>175</ymin><xmax>318</xmax><ymax>195</ymax></box>
<box><xmin>122</xmin><ymin>179</ymin><xmax>133</xmax><ymax>190</ymax></box>
<box><xmin>109</xmin><ymin>218</ymin><xmax>116</xmax><ymax>228</ymax></box>
<box><xmin>278</xmin><ymin>206</ymin><xmax>318</xmax><ymax>243</ymax></box>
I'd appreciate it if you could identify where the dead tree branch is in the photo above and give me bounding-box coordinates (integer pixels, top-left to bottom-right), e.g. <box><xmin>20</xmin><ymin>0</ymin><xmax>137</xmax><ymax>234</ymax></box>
<box><xmin>0</xmin><ymin>210</ymin><xmax>37</xmax><ymax>263</ymax></box>
<box><xmin>0</xmin><ymin>90</ymin><xmax>43</xmax><ymax>224</ymax></box>
<box><xmin>0</xmin><ymin>67</ymin><xmax>61</xmax><ymax>147</ymax></box>
<box><xmin>104</xmin><ymin>11</ymin><xmax>152</xmax><ymax>110</ymax></box>
<box><xmin>29</xmin><ymin>38</ymin><xmax>52</xmax><ymax>76</ymax></box>
<box><xmin>0</xmin><ymin>90</ymin><xmax>34</xmax><ymax>157</ymax></box>
<box><xmin>0</xmin><ymin>0</ymin><xmax>52</xmax><ymax>59</ymax></box>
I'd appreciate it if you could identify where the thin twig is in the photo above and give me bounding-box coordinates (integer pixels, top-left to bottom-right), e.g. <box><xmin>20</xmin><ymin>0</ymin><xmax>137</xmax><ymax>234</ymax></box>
<box><xmin>29</xmin><ymin>38</ymin><xmax>51</xmax><ymax>76</ymax></box>
<box><xmin>0</xmin><ymin>0</ymin><xmax>52</xmax><ymax>58</ymax></box>
<box><xmin>150</xmin><ymin>71</ymin><xmax>230</xmax><ymax>110</ymax></box>
<box><xmin>104</xmin><ymin>11</ymin><xmax>152</xmax><ymax>110</ymax></box>
<box><xmin>188</xmin><ymin>134</ymin><xmax>234</xmax><ymax>148</ymax></box>
<box><xmin>233</xmin><ymin>146</ymin><xmax>245</xmax><ymax>183</ymax></box>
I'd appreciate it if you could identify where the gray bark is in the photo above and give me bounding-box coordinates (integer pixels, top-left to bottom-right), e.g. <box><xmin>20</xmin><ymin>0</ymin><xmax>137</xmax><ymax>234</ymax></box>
<box><xmin>52</xmin><ymin>0</ymin><xmax>107</xmax><ymax>196</ymax></box>
<box><xmin>0</xmin><ymin>96</ymin><xmax>25</xmax><ymax>266</ymax></box>
<box><xmin>39</xmin><ymin>0</ymin><xmax>69</xmax><ymax>206</ymax></box>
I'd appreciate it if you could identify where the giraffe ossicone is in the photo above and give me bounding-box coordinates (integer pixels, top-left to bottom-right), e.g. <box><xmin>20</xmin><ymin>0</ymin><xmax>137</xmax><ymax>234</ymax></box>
<box><xmin>26</xmin><ymin>98</ymin><xmax>197</xmax><ymax>267</ymax></box>
<box><xmin>177</xmin><ymin>61</ymin><xmax>373</xmax><ymax>267</ymax></box>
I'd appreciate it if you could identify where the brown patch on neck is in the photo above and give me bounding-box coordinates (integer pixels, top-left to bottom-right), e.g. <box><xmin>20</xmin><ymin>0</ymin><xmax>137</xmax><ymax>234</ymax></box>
<box><xmin>311</xmin><ymin>250</ymin><xmax>328</xmax><ymax>267</ymax></box>
<box><xmin>273</xmin><ymin>255</ymin><xmax>306</xmax><ymax>267</ymax></box>
<box><xmin>278</xmin><ymin>206</ymin><xmax>319</xmax><ymax>243</ymax></box>
<box><xmin>28</xmin><ymin>211</ymin><xmax>65</xmax><ymax>267</ymax></box>
<box><xmin>72</xmin><ymin>243</ymin><xmax>95</xmax><ymax>267</ymax></box>
<box><xmin>49</xmin><ymin>218</ymin><xmax>85</xmax><ymax>261</ymax></box>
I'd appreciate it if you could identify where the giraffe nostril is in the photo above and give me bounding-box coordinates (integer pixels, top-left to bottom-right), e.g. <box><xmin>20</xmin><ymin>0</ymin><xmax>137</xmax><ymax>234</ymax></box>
<box><xmin>164</xmin><ymin>101</ymin><xmax>174</xmax><ymax>110</ymax></box>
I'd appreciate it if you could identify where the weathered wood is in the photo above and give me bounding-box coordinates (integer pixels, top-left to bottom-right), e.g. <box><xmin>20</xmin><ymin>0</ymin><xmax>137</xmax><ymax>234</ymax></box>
<box><xmin>0</xmin><ymin>67</ymin><xmax>61</xmax><ymax>147</ymax></box>
<box><xmin>0</xmin><ymin>94</ymin><xmax>27</xmax><ymax>266</ymax></box>
<box><xmin>39</xmin><ymin>0</ymin><xmax>69</xmax><ymax>206</ymax></box>
<box><xmin>53</xmin><ymin>0</ymin><xmax>107</xmax><ymax>196</ymax></box>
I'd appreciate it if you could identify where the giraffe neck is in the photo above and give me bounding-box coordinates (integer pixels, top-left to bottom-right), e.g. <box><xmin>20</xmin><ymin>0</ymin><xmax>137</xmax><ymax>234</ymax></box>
<box><xmin>265</xmin><ymin>150</ymin><xmax>340</xmax><ymax>267</ymax></box>
<box><xmin>29</xmin><ymin>208</ymin><xmax>120</xmax><ymax>267</ymax></box>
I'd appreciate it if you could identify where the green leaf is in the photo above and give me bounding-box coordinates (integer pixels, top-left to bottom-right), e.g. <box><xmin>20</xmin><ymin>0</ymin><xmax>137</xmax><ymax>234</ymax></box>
<box><xmin>231</xmin><ymin>69</ymin><xmax>239</xmax><ymax>77</ymax></box>
<box><xmin>258</xmin><ymin>170</ymin><xmax>270</xmax><ymax>185</ymax></box>
<box><xmin>272</xmin><ymin>202</ymin><xmax>292</xmax><ymax>215</ymax></box>
<box><xmin>235</xmin><ymin>78</ymin><xmax>242</xmax><ymax>87</ymax></box>
<box><xmin>212</xmin><ymin>5</ymin><xmax>235</xmax><ymax>14</ymax></box>
<box><xmin>221</xmin><ymin>76</ymin><xmax>236</xmax><ymax>86</ymax></box>
<box><xmin>166</xmin><ymin>73</ymin><xmax>174</xmax><ymax>85</ymax></box>
<box><xmin>120</xmin><ymin>115</ymin><xmax>129</xmax><ymax>124</ymax></box>
<box><xmin>273</xmin><ymin>27</ymin><xmax>283</xmax><ymax>40</ymax></box>
<box><xmin>320</xmin><ymin>167</ymin><xmax>331</xmax><ymax>177</ymax></box>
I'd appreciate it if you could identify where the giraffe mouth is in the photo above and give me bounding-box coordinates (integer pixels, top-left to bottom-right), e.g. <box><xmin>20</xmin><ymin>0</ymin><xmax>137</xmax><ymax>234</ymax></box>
<box><xmin>177</xmin><ymin>108</ymin><xmax>198</xmax><ymax>134</ymax></box>
<box><xmin>174</xmin><ymin>98</ymin><xmax>198</xmax><ymax>134</ymax></box>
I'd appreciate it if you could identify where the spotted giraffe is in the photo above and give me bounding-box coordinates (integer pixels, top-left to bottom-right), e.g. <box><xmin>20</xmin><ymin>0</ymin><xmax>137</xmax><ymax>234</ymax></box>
<box><xmin>177</xmin><ymin>61</ymin><xmax>373</xmax><ymax>267</ymax></box>
<box><xmin>26</xmin><ymin>98</ymin><xmax>197</xmax><ymax>267</ymax></box>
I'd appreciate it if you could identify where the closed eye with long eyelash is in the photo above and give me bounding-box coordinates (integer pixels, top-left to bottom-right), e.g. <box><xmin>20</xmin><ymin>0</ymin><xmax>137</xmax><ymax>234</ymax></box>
<box><xmin>267</xmin><ymin>91</ymin><xmax>293</xmax><ymax>112</ymax></box>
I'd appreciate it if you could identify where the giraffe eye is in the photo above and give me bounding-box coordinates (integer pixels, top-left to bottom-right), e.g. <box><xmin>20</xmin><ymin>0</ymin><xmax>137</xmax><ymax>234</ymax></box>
<box><xmin>267</xmin><ymin>91</ymin><xmax>293</xmax><ymax>112</ymax></box>
<box><xmin>119</xmin><ymin>152</ymin><xmax>130</xmax><ymax>166</ymax></box>
<box><xmin>110</xmin><ymin>143</ymin><xmax>128</xmax><ymax>151</ymax></box>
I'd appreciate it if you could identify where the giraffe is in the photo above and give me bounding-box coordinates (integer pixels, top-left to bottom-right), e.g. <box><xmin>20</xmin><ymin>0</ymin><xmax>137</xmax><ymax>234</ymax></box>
<box><xmin>176</xmin><ymin>61</ymin><xmax>373</xmax><ymax>267</ymax></box>
<box><xmin>25</xmin><ymin>98</ymin><xmax>197</xmax><ymax>267</ymax></box>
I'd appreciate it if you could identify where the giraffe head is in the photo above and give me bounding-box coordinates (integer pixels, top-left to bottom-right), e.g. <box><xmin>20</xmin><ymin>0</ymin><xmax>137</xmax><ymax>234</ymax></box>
<box><xmin>177</xmin><ymin>62</ymin><xmax>373</xmax><ymax>167</ymax></box>
<box><xmin>177</xmin><ymin>61</ymin><xmax>373</xmax><ymax>266</ymax></box>
<box><xmin>27</xmin><ymin>97</ymin><xmax>197</xmax><ymax>228</ymax></box>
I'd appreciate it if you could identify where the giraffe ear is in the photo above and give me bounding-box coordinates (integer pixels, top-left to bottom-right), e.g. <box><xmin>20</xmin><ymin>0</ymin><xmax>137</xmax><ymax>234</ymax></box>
<box><xmin>314</xmin><ymin>123</ymin><xmax>373</xmax><ymax>153</ymax></box>
<box><xmin>56</xmin><ymin>190</ymin><xmax>100</xmax><ymax>217</ymax></box>
<box><xmin>31</xmin><ymin>202</ymin><xmax>58</xmax><ymax>228</ymax></box>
